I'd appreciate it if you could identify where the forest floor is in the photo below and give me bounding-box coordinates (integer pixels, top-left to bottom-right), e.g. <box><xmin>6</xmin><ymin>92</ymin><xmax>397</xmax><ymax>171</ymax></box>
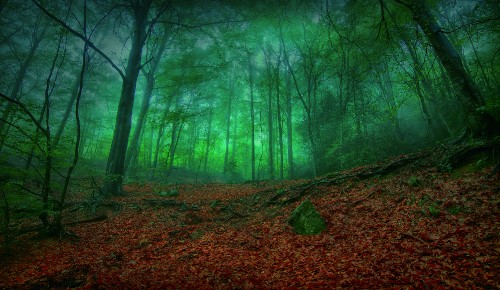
<box><xmin>1</xmin><ymin>143</ymin><xmax>499</xmax><ymax>288</ymax></box>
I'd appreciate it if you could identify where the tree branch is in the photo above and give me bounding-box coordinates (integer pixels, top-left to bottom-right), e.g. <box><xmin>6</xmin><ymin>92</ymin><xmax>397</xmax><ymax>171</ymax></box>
<box><xmin>440</xmin><ymin>17</ymin><xmax>500</xmax><ymax>34</ymax></box>
<box><xmin>0</xmin><ymin>92</ymin><xmax>48</xmax><ymax>137</ymax></box>
<box><xmin>159</xmin><ymin>18</ymin><xmax>250</xmax><ymax>29</ymax></box>
<box><xmin>31</xmin><ymin>0</ymin><xmax>125</xmax><ymax>80</ymax></box>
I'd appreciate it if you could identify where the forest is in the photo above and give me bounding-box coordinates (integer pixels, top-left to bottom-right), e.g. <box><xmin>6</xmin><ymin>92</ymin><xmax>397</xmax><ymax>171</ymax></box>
<box><xmin>0</xmin><ymin>0</ymin><xmax>499</xmax><ymax>288</ymax></box>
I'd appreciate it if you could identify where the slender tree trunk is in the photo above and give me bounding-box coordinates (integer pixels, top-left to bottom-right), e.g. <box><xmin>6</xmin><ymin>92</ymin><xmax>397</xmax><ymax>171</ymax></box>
<box><xmin>78</xmin><ymin>117</ymin><xmax>89</xmax><ymax>158</ymax></box>
<box><xmin>187</xmin><ymin>119</ymin><xmax>197</xmax><ymax>170</ymax></box>
<box><xmin>54</xmin><ymin>37</ymin><xmax>88</xmax><ymax>232</ymax></box>
<box><xmin>125</xmin><ymin>70</ymin><xmax>153</xmax><ymax>173</ymax></box>
<box><xmin>414</xmin><ymin>77</ymin><xmax>436</xmax><ymax>140</ymax></box>
<box><xmin>40</xmin><ymin>30</ymin><xmax>65</xmax><ymax>228</ymax></box>
<box><xmin>146</xmin><ymin>125</ymin><xmax>153</xmax><ymax>167</ymax></box>
<box><xmin>223</xmin><ymin>64</ymin><xmax>235</xmax><ymax>178</ymax></box>
<box><xmin>248</xmin><ymin>53</ymin><xmax>256</xmax><ymax>181</ymax></box>
<box><xmin>263</xmin><ymin>48</ymin><xmax>275</xmax><ymax>180</ymax></box>
<box><xmin>166</xmin><ymin>121</ymin><xmax>179</xmax><ymax>177</ymax></box>
<box><xmin>285</xmin><ymin>66</ymin><xmax>294</xmax><ymax>179</ymax></box>
<box><xmin>203</xmin><ymin>109</ymin><xmax>213</xmax><ymax>173</ymax></box>
<box><xmin>275</xmin><ymin>52</ymin><xmax>284</xmax><ymax>180</ymax></box>
<box><xmin>231</xmin><ymin>97</ymin><xmax>238</xmax><ymax>167</ymax></box>
<box><xmin>378</xmin><ymin>62</ymin><xmax>403</xmax><ymax>141</ymax></box>
<box><xmin>52</xmin><ymin>64</ymin><xmax>85</xmax><ymax>148</ymax></box>
<box><xmin>399</xmin><ymin>37</ymin><xmax>440</xmax><ymax>138</ymax></box>
<box><xmin>462</xmin><ymin>26</ymin><xmax>492</xmax><ymax>91</ymax></box>
<box><xmin>152</xmin><ymin>120</ymin><xmax>165</xmax><ymax>174</ymax></box>
<box><xmin>104</xmin><ymin>0</ymin><xmax>152</xmax><ymax>195</ymax></box>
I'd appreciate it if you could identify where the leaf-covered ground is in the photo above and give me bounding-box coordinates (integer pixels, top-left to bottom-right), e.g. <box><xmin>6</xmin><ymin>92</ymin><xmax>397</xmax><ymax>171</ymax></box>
<box><xmin>1</xmin><ymin>150</ymin><xmax>499</xmax><ymax>288</ymax></box>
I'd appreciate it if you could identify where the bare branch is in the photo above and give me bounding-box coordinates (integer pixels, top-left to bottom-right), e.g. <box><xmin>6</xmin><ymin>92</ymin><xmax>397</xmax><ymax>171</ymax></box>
<box><xmin>159</xmin><ymin>18</ymin><xmax>251</xmax><ymax>30</ymax></box>
<box><xmin>0</xmin><ymin>92</ymin><xmax>48</xmax><ymax>137</ymax></box>
<box><xmin>31</xmin><ymin>0</ymin><xmax>125</xmax><ymax>80</ymax></box>
<box><xmin>440</xmin><ymin>17</ymin><xmax>500</xmax><ymax>34</ymax></box>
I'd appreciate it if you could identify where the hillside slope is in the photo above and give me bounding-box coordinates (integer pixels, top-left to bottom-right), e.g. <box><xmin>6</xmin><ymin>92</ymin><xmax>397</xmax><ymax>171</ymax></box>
<box><xmin>1</xmin><ymin>143</ymin><xmax>499</xmax><ymax>288</ymax></box>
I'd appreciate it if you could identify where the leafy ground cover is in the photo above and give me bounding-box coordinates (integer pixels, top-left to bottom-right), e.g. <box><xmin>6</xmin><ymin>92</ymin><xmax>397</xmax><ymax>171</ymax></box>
<box><xmin>1</xmin><ymin>149</ymin><xmax>499</xmax><ymax>288</ymax></box>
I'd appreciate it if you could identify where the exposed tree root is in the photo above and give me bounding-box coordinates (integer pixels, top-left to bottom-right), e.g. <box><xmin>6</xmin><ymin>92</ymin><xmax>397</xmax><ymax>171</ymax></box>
<box><xmin>65</xmin><ymin>214</ymin><xmax>108</xmax><ymax>226</ymax></box>
<box><xmin>266</xmin><ymin>140</ymin><xmax>498</xmax><ymax>206</ymax></box>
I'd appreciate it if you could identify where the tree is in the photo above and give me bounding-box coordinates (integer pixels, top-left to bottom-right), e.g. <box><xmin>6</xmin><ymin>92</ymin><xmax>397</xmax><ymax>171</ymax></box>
<box><xmin>125</xmin><ymin>28</ymin><xmax>172</xmax><ymax>177</ymax></box>
<box><xmin>247</xmin><ymin>50</ymin><xmax>257</xmax><ymax>181</ymax></box>
<box><xmin>394</xmin><ymin>0</ymin><xmax>497</xmax><ymax>138</ymax></box>
<box><xmin>223</xmin><ymin>62</ymin><xmax>235</xmax><ymax>179</ymax></box>
<box><xmin>262</xmin><ymin>44</ymin><xmax>275</xmax><ymax>180</ymax></box>
<box><xmin>103</xmin><ymin>0</ymin><xmax>155</xmax><ymax>195</ymax></box>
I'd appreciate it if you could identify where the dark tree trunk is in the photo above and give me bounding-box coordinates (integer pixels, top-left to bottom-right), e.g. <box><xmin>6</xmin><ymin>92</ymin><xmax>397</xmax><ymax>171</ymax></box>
<box><xmin>103</xmin><ymin>0</ymin><xmax>152</xmax><ymax>195</ymax></box>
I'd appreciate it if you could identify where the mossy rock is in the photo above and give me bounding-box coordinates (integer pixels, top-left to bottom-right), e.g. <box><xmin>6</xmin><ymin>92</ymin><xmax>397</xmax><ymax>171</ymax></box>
<box><xmin>288</xmin><ymin>199</ymin><xmax>326</xmax><ymax>235</ymax></box>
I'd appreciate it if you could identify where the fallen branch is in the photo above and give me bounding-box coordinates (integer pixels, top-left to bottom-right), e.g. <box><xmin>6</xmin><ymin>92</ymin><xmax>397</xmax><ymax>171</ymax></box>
<box><xmin>65</xmin><ymin>214</ymin><xmax>107</xmax><ymax>226</ymax></box>
<box><xmin>398</xmin><ymin>232</ymin><xmax>428</xmax><ymax>244</ymax></box>
<box><xmin>267</xmin><ymin>152</ymin><xmax>427</xmax><ymax>206</ymax></box>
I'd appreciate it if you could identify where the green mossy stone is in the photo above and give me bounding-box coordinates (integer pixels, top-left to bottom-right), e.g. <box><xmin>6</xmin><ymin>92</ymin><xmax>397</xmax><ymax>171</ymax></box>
<box><xmin>288</xmin><ymin>199</ymin><xmax>326</xmax><ymax>235</ymax></box>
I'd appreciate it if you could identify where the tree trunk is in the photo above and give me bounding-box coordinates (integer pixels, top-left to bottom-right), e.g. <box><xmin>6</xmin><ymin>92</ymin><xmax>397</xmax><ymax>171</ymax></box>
<box><xmin>398</xmin><ymin>0</ymin><xmax>497</xmax><ymax>137</ymax></box>
<box><xmin>166</xmin><ymin>121</ymin><xmax>179</xmax><ymax>178</ymax></box>
<box><xmin>378</xmin><ymin>61</ymin><xmax>403</xmax><ymax>141</ymax></box>
<box><xmin>285</xmin><ymin>65</ymin><xmax>294</xmax><ymax>179</ymax></box>
<box><xmin>125</xmin><ymin>35</ymin><xmax>168</xmax><ymax>173</ymax></box>
<box><xmin>263</xmin><ymin>48</ymin><xmax>275</xmax><ymax>180</ymax></box>
<box><xmin>152</xmin><ymin>120</ymin><xmax>166</xmax><ymax>177</ymax></box>
<box><xmin>52</xmin><ymin>63</ymin><xmax>86</xmax><ymax>148</ymax></box>
<box><xmin>203</xmin><ymin>108</ymin><xmax>213</xmax><ymax>173</ymax></box>
<box><xmin>223</xmin><ymin>65</ymin><xmax>234</xmax><ymax>178</ymax></box>
<box><xmin>275</xmin><ymin>51</ymin><xmax>284</xmax><ymax>180</ymax></box>
<box><xmin>248</xmin><ymin>52</ymin><xmax>256</xmax><ymax>181</ymax></box>
<box><xmin>125</xmin><ymin>70</ymin><xmax>154</xmax><ymax>173</ymax></box>
<box><xmin>103</xmin><ymin>0</ymin><xmax>152</xmax><ymax>195</ymax></box>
